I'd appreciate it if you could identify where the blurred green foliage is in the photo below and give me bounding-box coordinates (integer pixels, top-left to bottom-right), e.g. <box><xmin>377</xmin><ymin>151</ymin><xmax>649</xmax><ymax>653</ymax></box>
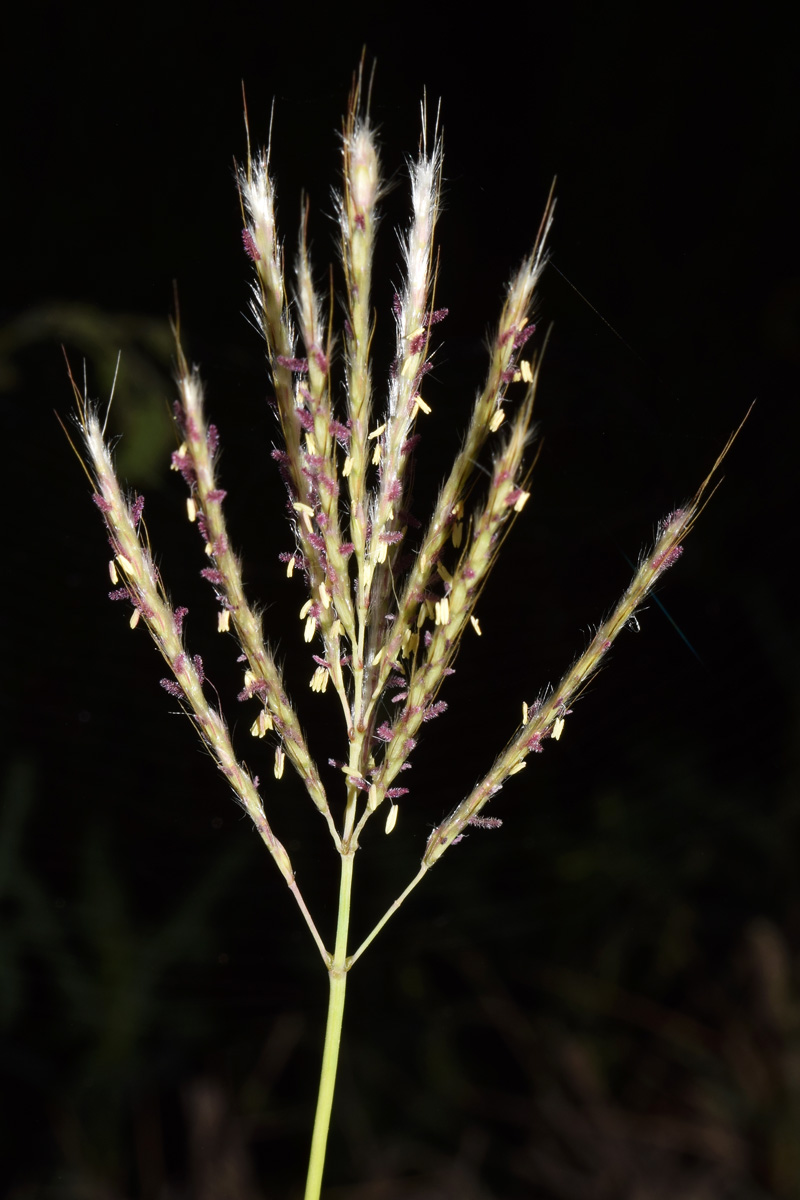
<box><xmin>0</xmin><ymin>304</ymin><xmax>175</xmax><ymax>486</ymax></box>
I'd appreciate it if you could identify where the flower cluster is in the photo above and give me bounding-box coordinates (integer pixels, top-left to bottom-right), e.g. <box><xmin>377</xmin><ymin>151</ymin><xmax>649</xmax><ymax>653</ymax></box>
<box><xmin>71</xmin><ymin>72</ymin><xmax>737</xmax><ymax>954</ymax></box>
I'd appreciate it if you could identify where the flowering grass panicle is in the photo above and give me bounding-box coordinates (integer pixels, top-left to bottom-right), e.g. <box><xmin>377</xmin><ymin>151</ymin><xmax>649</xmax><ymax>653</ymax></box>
<box><xmin>68</xmin><ymin>66</ymin><xmax>745</xmax><ymax>1200</ymax></box>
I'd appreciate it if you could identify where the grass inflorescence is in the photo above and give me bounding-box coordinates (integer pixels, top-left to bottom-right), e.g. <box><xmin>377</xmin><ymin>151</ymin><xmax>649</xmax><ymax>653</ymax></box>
<box><xmin>67</xmin><ymin>64</ymin><xmax>745</xmax><ymax>1200</ymax></box>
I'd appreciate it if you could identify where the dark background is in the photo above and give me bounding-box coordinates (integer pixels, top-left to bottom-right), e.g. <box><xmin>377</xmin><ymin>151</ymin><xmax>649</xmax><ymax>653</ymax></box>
<box><xmin>2</xmin><ymin>3</ymin><xmax>798</xmax><ymax>1197</ymax></box>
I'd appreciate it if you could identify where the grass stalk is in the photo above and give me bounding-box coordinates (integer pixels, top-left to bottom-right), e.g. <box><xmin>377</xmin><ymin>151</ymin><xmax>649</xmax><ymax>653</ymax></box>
<box><xmin>304</xmin><ymin>850</ymin><xmax>354</xmax><ymax>1200</ymax></box>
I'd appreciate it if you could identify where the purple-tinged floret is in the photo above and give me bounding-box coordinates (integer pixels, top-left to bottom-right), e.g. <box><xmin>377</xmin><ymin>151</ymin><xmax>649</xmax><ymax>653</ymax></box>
<box><xmin>242</xmin><ymin>229</ymin><xmax>261</xmax><ymax>261</ymax></box>
<box><xmin>423</xmin><ymin>307</ymin><xmax>448</xmax><ymax>326</ymax></box>
<box><xmin>277</xmin><ymin>355</ymin><xmax>310</xmax><ymax>373</ymax></box>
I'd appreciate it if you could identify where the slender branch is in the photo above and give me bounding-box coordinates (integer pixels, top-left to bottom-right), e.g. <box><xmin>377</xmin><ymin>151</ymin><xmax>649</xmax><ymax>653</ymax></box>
<box><xmin>287</xmin><ymin>877</ymin><xmax>331</xmax><ymax>968</ymax></box>
<box><xmin>347</xmin><ymin>863</ymin><xmax>428</xmax><ymax>969</ymax></box>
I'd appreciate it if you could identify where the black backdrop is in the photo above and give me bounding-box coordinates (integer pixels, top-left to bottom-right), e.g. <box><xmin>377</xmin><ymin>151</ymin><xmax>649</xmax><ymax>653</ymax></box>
<box><xmin>2</xmin><ymin>4</ymin><xmax>797</xmax><ymax>1197</ymax></box>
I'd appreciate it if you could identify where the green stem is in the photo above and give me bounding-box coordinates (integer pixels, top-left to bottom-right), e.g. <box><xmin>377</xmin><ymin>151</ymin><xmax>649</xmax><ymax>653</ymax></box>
<box><xmin>304</xmin><ymin>849</ymin><xmax>355</xmax><ymax>1200</ymax></box>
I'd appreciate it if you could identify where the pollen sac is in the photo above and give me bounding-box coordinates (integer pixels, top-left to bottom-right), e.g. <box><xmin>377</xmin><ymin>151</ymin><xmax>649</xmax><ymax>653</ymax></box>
<box><xmin>310</xmin><ymin>665</ymin><xmax>329</xmax><ymax>693</ymax></box>
<box><xmin>250</xmin><ymin>709</ymin><xmax>273</xmax><ymax>738</ymax></box>
<box><xmin>384</xmin><ymin>804</ymin><xmax>399</xmax><ymax>834</ymax></box>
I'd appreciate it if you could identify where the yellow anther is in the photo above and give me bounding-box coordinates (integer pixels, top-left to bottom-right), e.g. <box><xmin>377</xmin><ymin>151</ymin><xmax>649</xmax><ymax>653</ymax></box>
<box><xmin>368</xmin><ymin>784</ymin><xmax>379</xmax><ymax>811</ymax></box>
<box><xmin>437</xmin><ymin>563</ymin><xmax>453</xmax><ymax>586</ymax></box>
<box><xmin>217</xmin><ymin>609</ymin><xmax>230</xmax><ymax>633</ymax></box>
<box><xmin>400</xmin><ymin>628</ymin><xmax>419</xmax><ymax>657</ymax></box>
<box><xmin>401</xmin><ymin>354</ymin><xmax>420</xmax><ymax>379</ymax></box>
<box><xmin>470</xmin><ymin>615</ymin><xmax>482</xmax><ymax>637</ymax></box>
<box><xmin>299</xmin><ymin>599</ymin><xmax>313</xmax><ymax>619</ymax></box>
<box><xmin>250</xmin><ymin>709</ymin><xmax>272</xmax><ymax>738</ymax></box>
<box><xmin>489</xmin><ymin>409</ymin><xmax>505</xmax><ymax>432</ymax></box>
<box><xmin>310</xmin><ymin>666</ymin><xmax>329</xmax><ymax>692</ymax></box>
<box><xmin>115</xmin><ymin>553</ymin><xmax>134</xmax><ymax>574</ymax></box>
<box><xmin>434</xmin><ymin>597</ymin><xmax>450</xmax><ymax>626</ymax></box>
<box><xmin>512</xmin><ymin>369</ymin><xmax>522</xmax><ymax>383</ymax></box>
<box><xmin>509</xmin><ymin>761</ymin><xmax>526</xmax><ymax>775</ymax></box>
<box><xmin>343</xmin><ymin>455</ymin><xmax>353</xmax><ymax>476</ymax></box>
<box><xmin>513</xmin><ymin>490</ymin><xmax>530</xmax><ymax>513</ymax></box>
<box><xmin>186</xmin><ymin>497</ymin><xmax>197</xmax><ymax>522</ymax></box>
<box><xmin>292</xmin><ymin>501</ymin><xmax>314</xmax><ymax>531</ymax></box>
<box><xmin>244</xmin><ymin>670</ymin><xmax>256</xmax><ymax>689</ymax></box>
<box><xmin>331</xmin><ymin>618</ymin><xmax>343</xmax><ymax>637</ymax></box>
<box><xmin>129</xmin><ymin>608</ymin><xmax>141</xmax><ymax>630</ymax></box>
<box><xmin>521</xmin><ymin>359</ymin><xmax>534</xmax><ymax>383</ymax></box>
<box><xmin>368</xmin><ymin>422</ymin><xmax>387</xmax><ymax>440</ymax></box>
<box><xmin>552</xmin><ymin>715</ymin><xmax>565</xmax><ymax>741</ymax></box>
<box><xmin>385</xmin><ymin>804</ymin><xmax>399</xmax><ymax>834</ymax></box>
<box><xmin>413</xmin><ymin>395</ymin><xmax>431</xmax><ymax>416</ymax></box>
<box><xmin>304</xmin><ymin>616</ymin><xmax>316</xmax><ymax>642</ymax></box>
<box><xmin>372</xmin><ymin>442</ymin><xmax>382</xmax><ymax>465</ymax></box>
<box><xmin>274</xmin><ymin>747</ymin><xmax>285</xmax><ymax>779</ymax></box>
<box><xmin>319</xmin><ymin>582</ymin><xmax>331</xmax><ymax>609</ymax></box>
<box><xmin>108</xmin><ymin>560</ymin><xmax>118</xmax><ymax>584</ymax></box>
<box><xmin>522</xmin><ymin>700</ymin><xmax>529</xmax><ymax>725</ymax></box>
<box><xmin>286</xmin><ymin>556</ymin><xmax>295</xmax><ymax>578</ymax></box>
